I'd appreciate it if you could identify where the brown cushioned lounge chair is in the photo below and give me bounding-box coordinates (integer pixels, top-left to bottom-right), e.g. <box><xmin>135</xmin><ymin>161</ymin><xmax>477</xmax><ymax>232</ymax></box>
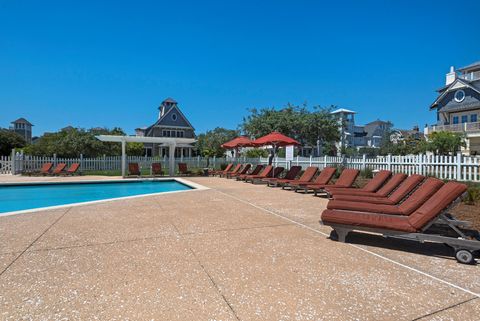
<box><xmin>331</xmin><ymin>173</ymin><xmax>407</xmax><ymax>199</ymax></box>
<box><xmin>151</xmin><ymin>163</ymin><xmax>164</xmax><ymax>176</ymax></box>
<box><xmin>332</xmin><ymin>174</ymin><xmax>424</xmax><ymax>204</ymax></box>
<box><xmin>278</xmin><ymin>166</ymin><xmax>318</xmax><ymax>189</ymax></box>
<box><xmin>246</xmin><ymin>166</ymin><xmax>284</xmax><ymax>184</ymax></box>
<box><xmin>327</xmin><ymin>177</ymin><xmax>444</xmax><ymax>216</ymax></box>
<box><xmin>210</xmin><ymin>163</ymin><xmax>233</xmax><ymax>177</ymax></box>
<box><xmin>291</xmin><ymin>167</ymin><xmax>337</xmax><ymax>193</ymax></box>
<box><xmin>27</xmin><ymin>162</ymin><xmax>53</xmax><ymax>176</ymax></box>
<box><xmin>325</xmin><ymin>170</ymin><xmax>392</xmax><ymax>196</ymax></box>
<box><xmin>228</xmin><ymin>164</ymin><xmax>251</xmax><ymax>179</ymax></box>
<box><xmin>51</xmin><ymin>163</ymin><xmax>67</xmax><ymax>176</ymax></box>
<box><xmin>60</xmin><ymin>163</ymin><xmax>81</xmax><ymax>176</ymax></box>
<box><xmin>128</xmin><ymin>162</ymin><xmax>141</xmax><ymax>176</ymax></box>
<box><xmin>178</xmin><ymin>163</ymin><xmax>192</xmax><ymax>176</ymax></box>
<box><xmin>262</xmin><ymin>166</ymin><xmax>302</xmax><ymax>186</ymax></box>
<box><xmin>243</xmin><ymin>165</ymin><xmax>273</xmax><ymax>183</ymax></box>
<box><xmin>306</xmin><ymin>168</ymin><xmax>360</xmax><ymax>196</ymax></box>
<box><xmin>219</xmin><ymin>164</ymin><xmax>239</xmax><ymax>177</ymax></box>
<box><xmin>236</xmin><ymin>164</ymin><xmax>263</xmax><ymax>180</ymax></box>
<box><xmin>321</xmin><ymin>182</ymin><xmax>480</xmax><ymax>264</ymax></box>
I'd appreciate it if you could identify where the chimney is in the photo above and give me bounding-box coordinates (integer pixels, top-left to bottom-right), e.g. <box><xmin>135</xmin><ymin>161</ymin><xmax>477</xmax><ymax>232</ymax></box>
<box><xmin>445</xmin><ymin>66</ymin><xmax>456</xmax><ymax>85</ymax></box>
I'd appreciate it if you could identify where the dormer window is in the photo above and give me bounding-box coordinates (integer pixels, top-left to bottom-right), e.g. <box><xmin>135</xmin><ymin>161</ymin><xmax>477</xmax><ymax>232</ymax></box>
<box><xmin>454</xmin><ymin>89</ymin><xmax>465</xmax><ymax>103</ymax></box>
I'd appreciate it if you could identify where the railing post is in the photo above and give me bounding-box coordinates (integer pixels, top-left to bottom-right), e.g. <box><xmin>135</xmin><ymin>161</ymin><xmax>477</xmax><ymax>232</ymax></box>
<box><xmin>456</xmin><ymin>151</ymin><xmax>462</xmax><ymax>180</ymax></box>
<box><xmin>324</xmin><ymin>155</ymin><xmax>327</xmax><ymax>168</ymax></box>
<box><xmin>362</xmin><ymin>154</ymin><xmax>366</xmax><ymax>170</ymax></box>
<box><xmin>387</xmin><ymin>154</ymin><xmax>392</xmax><ymax>171</ymax></box>
<box><xmin>53</xmin><ymin>153</ymin><xmax>57</xmax><ymax>166</ymax></box>
<box><xmin>309</xmin><ymin>155</ymin><xmax>312</xmax><ymax>166</ymax></box>
<box><xmin>213</xmin><ymin>156</ymin><xmax>216</xmax><ymax>168</ymax></box>
<box><xmin>80</xmin><ymin>154</ymin><xmax>83</xmax><ymax>171</ymax></box>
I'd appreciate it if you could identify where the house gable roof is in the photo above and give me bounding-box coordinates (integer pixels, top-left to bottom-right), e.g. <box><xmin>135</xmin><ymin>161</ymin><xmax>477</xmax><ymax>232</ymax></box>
<box><xmin>144</xmin><ymin>104</ymin><xmax>195</xmax><ymax>136</ymax></box>
<box><xmin>430</xmin><ymin>78</ymin><xmax>480</xmax><ymax>110</ymax></box>
<box><xmin>11</xmin><ymin>118</ymin><xmax>33</xmax><ymax>126</ymax></box>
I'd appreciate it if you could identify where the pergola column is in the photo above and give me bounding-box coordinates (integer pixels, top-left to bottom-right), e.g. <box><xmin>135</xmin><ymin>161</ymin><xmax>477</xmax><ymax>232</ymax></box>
<box><xmin>169</xmin><ymin>143</ymin><xmax>176</xmax><ymax>176</ymax></box>
<box><xmin>121</xmin><ymin>139</ymin><xmax>126</xmax><ymax>178</ymax></box>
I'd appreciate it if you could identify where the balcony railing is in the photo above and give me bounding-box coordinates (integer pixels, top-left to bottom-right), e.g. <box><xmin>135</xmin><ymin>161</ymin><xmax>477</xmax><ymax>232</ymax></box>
<box><xmin>430</xmin><ymin>122</ymin><xmax>480</xmax><ymax>133</ymax></box>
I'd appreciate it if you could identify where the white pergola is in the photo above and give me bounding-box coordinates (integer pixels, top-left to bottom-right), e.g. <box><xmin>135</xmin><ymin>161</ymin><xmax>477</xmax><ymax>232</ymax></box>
<box><xmin>95</xmin><ymin>135</ymin><xmax>197</xmax><ymax>177</ymax></box>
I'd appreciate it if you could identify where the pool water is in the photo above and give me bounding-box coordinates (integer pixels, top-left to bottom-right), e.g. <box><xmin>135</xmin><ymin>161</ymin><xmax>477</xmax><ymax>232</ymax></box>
<box><xmin>0</xmin><ymin>180</ymin><xmax>193</xmax><ymax>214</ymax></box>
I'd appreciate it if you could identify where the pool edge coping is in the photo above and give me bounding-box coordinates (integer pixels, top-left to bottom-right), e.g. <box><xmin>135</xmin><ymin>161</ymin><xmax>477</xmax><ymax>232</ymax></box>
<box><xmin>0</xmin><ymin>177</ymin><xmax>209</xmax><ymax>217</ymax></box>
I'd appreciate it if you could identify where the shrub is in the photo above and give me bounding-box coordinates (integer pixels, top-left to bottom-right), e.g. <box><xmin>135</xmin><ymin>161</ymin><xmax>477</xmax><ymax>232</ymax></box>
<box><xmin>463</xmin><ymin>186</ymin><xmax>480</xmax><ymax>205</ymax></box>
<box><xmin>360</xmin><ymin>167</ymin><xmax>373</xmax><ymax>179</ymax></box>
<box><xmin>332</xmin><ymin>165</ymin><xmax>345</xmax><ymax>178</ymax></box>
<box><xmin>220</xmin><ymin>163</ymin><xmax>228</xmax><ymax>170</ymax></box>
<box><xmin>245</xmin><ymin>148</ymin><xmax>269</xmax><ymax>158</ymax></box>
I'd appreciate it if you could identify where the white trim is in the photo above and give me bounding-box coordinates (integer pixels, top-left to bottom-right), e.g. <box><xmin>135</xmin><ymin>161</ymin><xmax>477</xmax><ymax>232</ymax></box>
<box><xmin>454</xmin><ymin>89</ymin><xmax>466</xmax><ymax>103</ymax></box>
<box><xmin>430</xmin><ymin>78</ymin><xmax>480</xmax><ymax>108</ymax></box>
<box><xmin>0</xmin><ymin>178</ymin><xmax>209</xmax><ymax>217</ymax></box>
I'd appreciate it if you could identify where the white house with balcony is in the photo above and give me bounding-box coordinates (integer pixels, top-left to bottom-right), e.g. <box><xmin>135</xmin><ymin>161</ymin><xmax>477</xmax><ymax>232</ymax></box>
<box><xmin>426</xmin><ymin>61</ymin><xmax>480</xmax><ymax>155</ymax></box>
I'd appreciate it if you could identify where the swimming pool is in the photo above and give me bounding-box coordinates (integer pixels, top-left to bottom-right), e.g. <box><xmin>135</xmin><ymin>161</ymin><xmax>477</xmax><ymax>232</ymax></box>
<box><xmin>0</xmin><ymin>180</ymin><xmax>194</xmax><ymax>215</ymax></box>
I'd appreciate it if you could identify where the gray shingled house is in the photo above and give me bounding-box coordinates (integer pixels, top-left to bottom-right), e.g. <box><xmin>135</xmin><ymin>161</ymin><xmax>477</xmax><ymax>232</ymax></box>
<box><xmin>135</xmin><ymin>98</ymin><xmax>196</xmax><ymax>157</ymax></box>
<box><xmin>427</xmin><ymin>62</ymin><xmax>480</xmax><ymax>155</ymax></box>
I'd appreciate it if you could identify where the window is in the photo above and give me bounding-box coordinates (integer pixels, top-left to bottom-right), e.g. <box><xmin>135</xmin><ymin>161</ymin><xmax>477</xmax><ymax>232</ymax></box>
<box><xmin>454</xmin><ymin>90</ymin><xmax>465</xmax><ymax>103</ymax></box>
<box><xmin>471</xmin><ymin>114</ymin><xmax>478</xmax><ymax>123</ymax></box>
<box><xmin>171</xmin><ymin>113</ymin><xmax>177</xmax><ymax>121</ymax></box>
<box><xmin>177</xmin><ymin>131</ymin><xmax>184</xmax><ymax>138</ymax></box>
<box><xmin>452</xmin><ymin>116</ymin><xmax>459</xmax><ymax>124</ymax></box>
<box><xmin>461</xmin><ymin>115</ymin><xmax>468</xmax><ymax>123</ymax></box>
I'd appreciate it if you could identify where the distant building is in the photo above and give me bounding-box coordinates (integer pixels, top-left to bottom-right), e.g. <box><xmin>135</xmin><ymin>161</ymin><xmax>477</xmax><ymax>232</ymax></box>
<box><xmin>10</xmin><ymin>118</ymin><xmax>33</xmax><ymax>144</ymax></box>
<box><xmin>136</xmin><ymin>98</ymin><xmax>196</xmax><ymax>157</ymax></box>
<box><xmin>331</xmin><ymin>109</ymin><xmax>392</xmax><ymax>152</ymax></box>
<box><xmin>331</xmin><ymin>108</ymin><xmax>357</xmax><ymax>151</ymax></box>
<box><xmin>426</xmin><ymin>61</ymin><xmax>480</xmax><ymax>155</ymax></box>
<box><xmin>390</xmin><ymin>125</ymin><xmax>423</xmax><ymax>144</ymax></box>
<box><xmin>363</xmin><ymin>120</ymin><xmax>393</xmax><ymax>148</ymax></box>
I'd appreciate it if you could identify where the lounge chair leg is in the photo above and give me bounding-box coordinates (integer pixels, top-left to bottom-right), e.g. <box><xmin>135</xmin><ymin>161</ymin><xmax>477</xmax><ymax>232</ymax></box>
<box><xmin>330</xmin><ymin>228</ymin><xmax>349</xmax><ymax>242</ymax></box>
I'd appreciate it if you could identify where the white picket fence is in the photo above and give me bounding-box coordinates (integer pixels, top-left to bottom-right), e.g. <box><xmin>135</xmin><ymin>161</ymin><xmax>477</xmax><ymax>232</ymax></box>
<box><xmin>260</xmin><ymin>153</ymin><xmax>480</xmax><ymax>182</ymax></box>
<box><xmin>5</xmin><ymin>154</ymin><xmax>261</xmax><ymax>175</ymax></box>
<box><xmin>2</xmin><ymin>152</ymin><xmax>480</xmax><ymax>182</ymax></box>
<box><xmin>0</xmin><ymin>156</ymin><xmax>12</xmax><ymax>174</ymax></box>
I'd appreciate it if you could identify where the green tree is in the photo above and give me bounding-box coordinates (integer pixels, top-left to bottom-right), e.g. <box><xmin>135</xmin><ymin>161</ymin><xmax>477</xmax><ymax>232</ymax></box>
<box><xmin>245</xmin><ymin>148</ymin><xmax>269</xmax><ymax>158</ymax></box>
<box><xmin>0</xmin><ymin>130</ymin><xmax>26</xmax><ymax>156</ymax></box>
<box><xmin>427</xmin><ymin>131</ymin><xmax>466</xmax><ymax>155</ymax></box>
<box><xmin>196</xmin><ymin>127</ymin><xmax>239</xmax><ymax>158</ymax></box>
<box><xmin>300</xmin><ymin>105</ymin><xmax>340</xmax><ymax>149</ymax></box>
<box><xmin>23</xmin><ymin>127</ymin><xmax>140</xmax><ymax>157</ymax></box>
<box><xmin>241</xmin><ymin>103</ymin><xmax>340</xmax><ymax>154</ymax></box>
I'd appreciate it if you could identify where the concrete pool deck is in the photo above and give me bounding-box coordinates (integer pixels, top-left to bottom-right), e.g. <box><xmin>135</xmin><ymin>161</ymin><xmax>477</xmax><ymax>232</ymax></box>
<box><xmin>0</xmin><ymin>175</ymin><xmax>479</xmax><ymax>320</ymax></box>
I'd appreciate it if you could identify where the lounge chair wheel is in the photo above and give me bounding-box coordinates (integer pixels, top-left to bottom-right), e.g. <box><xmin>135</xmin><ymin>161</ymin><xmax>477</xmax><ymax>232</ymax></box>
<box><xmin>329</xmin><ymin>230</ymin><xmax>339</xmax><ymax>241</ymax></box>
<box><xmin>455</xmin><ymin>249</ymin><xmax>475</xmax><ymax>265</ymax></box>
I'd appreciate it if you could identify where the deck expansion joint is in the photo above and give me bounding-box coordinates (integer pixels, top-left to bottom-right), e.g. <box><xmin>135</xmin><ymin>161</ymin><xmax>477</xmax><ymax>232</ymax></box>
<box><xmin>171</xmin><ymin>222</ymin><xmax>241</xmax><ymax>321</ymax></box>
<box><xmin>411</xmin><ymin>297</ymin><xmax>479</xmax><ymax>320</ymax></box>
<box><xmin>213</xmin><ymin>188</ymin><xmax>480</xmax><ymax>299</ymax></box>
<box><xmin>0</xmin><ymin>207</ymin><xmax>72</xmax><ymax>277</ymax></box>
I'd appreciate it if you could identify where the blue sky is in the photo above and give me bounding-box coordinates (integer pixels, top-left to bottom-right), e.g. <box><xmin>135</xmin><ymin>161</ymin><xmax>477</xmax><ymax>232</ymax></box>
<box><xmin>1</xmin><ymin>0</ymin><xmax>479</xmax><ymax>136</ymax></box>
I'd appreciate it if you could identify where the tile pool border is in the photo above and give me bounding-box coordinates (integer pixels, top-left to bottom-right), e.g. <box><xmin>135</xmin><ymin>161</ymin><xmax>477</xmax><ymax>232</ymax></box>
<box><xmin>0</xmin><ymin>178</ymin><xmax>209</xmax><ymax>217</ymax></box>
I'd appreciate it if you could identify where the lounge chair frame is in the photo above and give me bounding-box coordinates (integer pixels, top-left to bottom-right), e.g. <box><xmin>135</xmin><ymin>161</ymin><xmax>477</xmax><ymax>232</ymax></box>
<box><xmin>322</xmin><ymin>193</ymin><xmax>480</xmax><ymax>264</ymax></box>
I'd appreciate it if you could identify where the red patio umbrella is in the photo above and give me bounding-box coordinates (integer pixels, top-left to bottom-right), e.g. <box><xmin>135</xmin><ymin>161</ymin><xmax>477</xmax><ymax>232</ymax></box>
<box><xmin>221</xmin><ymin>136</ymin><xmax>253</xmax><ymax>149</ymax></box>
<box><xmin>251</xmin><ymin>131</ymin><xmax>300</xmax><ymax>148</ymax></box>
<box><xmin>251</xmin><ymin>132</ymin><xmax>300</xmax><ymax>177</ymax></box>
